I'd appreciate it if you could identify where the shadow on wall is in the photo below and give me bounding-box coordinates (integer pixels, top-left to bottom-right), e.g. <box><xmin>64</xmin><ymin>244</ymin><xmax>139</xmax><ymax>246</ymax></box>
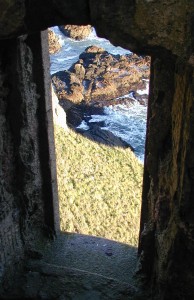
<box><xmin>43</xmin><ymin>231</ymin><xmax>138</xmax><ymax>284</ymax></box>
<box><xmin>21</xmin><ymin>232</ymin><xmax>141</xmax><ymax>299</ymax></box>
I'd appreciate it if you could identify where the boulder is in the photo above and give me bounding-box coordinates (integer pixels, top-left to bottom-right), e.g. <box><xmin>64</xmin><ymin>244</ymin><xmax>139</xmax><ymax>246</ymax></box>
<box><xmin>48</xmin><ymin>29</ymin><xmax>61</xmax><ymax>54</ymax></box>
<box><xmin>52</xmin><ymin>70</ymin><xmax>84</xmax><ymax>109</ymax></box>
<box><xmin>66</xmin><ymin>103</ymin><xmax>104</xmax><ymax>127</ymax></box>
<box><xmin>52</xmin><ymin>45</ymin><xmax>150</xmax><ymax>107</ymax></box>
<box><xmin>59</xmin><ymin>25</ymin><xmax>92</xmax><ymax>40</ymax></box>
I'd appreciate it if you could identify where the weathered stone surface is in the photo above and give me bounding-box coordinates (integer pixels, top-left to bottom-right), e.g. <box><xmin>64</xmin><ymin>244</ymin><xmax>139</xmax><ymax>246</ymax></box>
<box><xmin>0</xmin><ymin>35</ymin><xmax>43</xmax><ymax>292</ymax></box>
<box><xmin>52</xmin><ymin>46</ymin><xmax>150</xmax><ymax>107</ymax></box>
<box><xmin>22</xmin><ymin>262</ymin><xmax>136</xmax><ymax>300</ymax></box>
<box><xmin>5</xmin><ymin>233</ymin><xmax>140</xmax><ymax>299</ymax></box>
<box><xmin>139</xmin><ymin>55</ymin><xmax>194</xmax><ymax>299</ymax></box>
<box><xmin>0</xmin><ymin>32</ymin><xmax>59</xmax><ymax>296</ymax></box>
<box><xmin>0</xmin><ymin>0</ymin><xmax>25</xmax><ymax>38</ymax></box>
<box><xmin>0</xmin><ymin>1</ymin><xmax>194</xmax><ymax>62</ymax></box>
<box><xmin>59</xmin><ymin>25</ymin><xmax>92</xmax><ymax>40</ymax></box>
<box><xmin>90</xmin><ymin>0</ymin><xmax>194</xmax><ymax>61</ymax></box>
<box><xmin>48</xmin><ymin>29</ymin><xmax>61</xmax><ymax>54</ymax></box>
<box><xmin>52</xmin><ymin>70</ymin><xmax>84</xmax><ymax>108</ymax></box>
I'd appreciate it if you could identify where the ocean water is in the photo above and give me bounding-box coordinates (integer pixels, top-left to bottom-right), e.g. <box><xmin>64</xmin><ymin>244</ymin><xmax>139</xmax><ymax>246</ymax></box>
<box><xmin>88</xmin><ymin>100</ymin><xmax>147</xmax><ymax>162</ymax></box>
<box><xmin>50</xmin><ymin>26</ymin><xmax>132</xmax><ymax>74</ymax></box>
<box><xmin>50</xmin><ymin>27</ymin><xmax>148</xmax><ymax>162</ymax></box>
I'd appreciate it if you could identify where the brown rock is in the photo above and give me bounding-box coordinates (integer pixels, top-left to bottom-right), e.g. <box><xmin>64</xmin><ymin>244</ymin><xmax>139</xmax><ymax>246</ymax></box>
<box><xmin>71</xmin><ymin>63</ymin><xmax>85</xmax><ymax>80</ymax></box>
<box><xmin>59</xmin><ymin>25</ymin><xmax>92</xmax><ymax>40</ymax></box>
<box><xmin>48</xmin><ymin>29</ymin><xmax>61</xmax><ymax>54</ymax></box>
<box><xmin>85</xmin><ymin>45</ymin><xmax>106</xmax><ymax>53</ymax></box>
<box><xmin>52</xmin><ymin>46</ymin><xmax>150</xmax><ymax>107</ymax></box>
<box><xmin>52</xmin><ymin>71</ymin><xmax>84</xmax><ymax>109</ymax></box>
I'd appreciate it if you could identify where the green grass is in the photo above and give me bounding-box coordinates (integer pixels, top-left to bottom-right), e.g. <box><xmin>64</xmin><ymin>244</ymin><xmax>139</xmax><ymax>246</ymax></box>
<box><xmin>54</xmin><ymin>125</ymin><xmax>143</xmax><ymax>246</ymax></box>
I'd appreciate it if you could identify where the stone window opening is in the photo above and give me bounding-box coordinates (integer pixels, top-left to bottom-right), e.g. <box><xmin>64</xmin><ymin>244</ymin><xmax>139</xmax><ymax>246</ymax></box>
<box><xmin>22</xmin><ymin>26</ymin><xmax>152</xmax><ymax>297</ymax></box>
<box><xmin>48</xmin><ymin>26</ymin><xmax>150</xmax><ymax>247</ymax></box>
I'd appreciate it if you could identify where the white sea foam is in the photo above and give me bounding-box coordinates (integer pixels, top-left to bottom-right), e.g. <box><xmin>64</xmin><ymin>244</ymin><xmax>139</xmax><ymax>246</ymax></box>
<box><xmin>50</xmin><ymin>26</ymin><xmax>131</xmax><ymax>74</ymax></box>
<box><xmin>77</xmin><ymin>121</ymin><xmax>90</xmax><ymax>130</ymax></box>
<box><xmin>57</xmin><ymin>55</ymin><xmax>77</xmax><ymax>62</ymax></box>
<box><xmin>137</xmin><ymin>81</ymin><xmax>149</xmax><ymax>95</ymax></box>
<box><xmin>51</xmin><ymin>26</ymin><xmax>65</xmax><ymax>45</ymax></box>
<box><xmin>116</xmin><ymin>92</ymin><xmax>136</xmax><ymax>100</ymax></box>
<box><xmin>86</xmin><ymin>102</ymin><xmax>147</xmax><ymax>162</ymax></box>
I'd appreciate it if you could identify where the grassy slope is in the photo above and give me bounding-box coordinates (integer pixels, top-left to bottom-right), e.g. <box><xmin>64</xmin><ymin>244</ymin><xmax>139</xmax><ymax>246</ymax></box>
<box><xmin>54</xmin><ymin>126</ymin><xmax>143</xmax><ymax>246</ymax></box>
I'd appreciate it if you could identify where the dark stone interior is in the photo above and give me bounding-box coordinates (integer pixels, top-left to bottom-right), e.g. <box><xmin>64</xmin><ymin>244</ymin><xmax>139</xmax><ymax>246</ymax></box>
<box><xmin>1</xmin><ymin>1</ymin><xmax>194</xmax><ymax>299</ymax></box>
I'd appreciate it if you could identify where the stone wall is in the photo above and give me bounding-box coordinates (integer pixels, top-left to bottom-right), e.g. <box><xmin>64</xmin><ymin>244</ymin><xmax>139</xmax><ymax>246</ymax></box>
<box><xmin>1</xmin><ymin>1</ymin><xmax>194</xmax><ymax>60</ymax></box>
<box><xmin>139</xmin><ymin>54</ymin><xmax>194</xmax><ymax>298</ymax></box>
<box><xmin>0</xmin><ymin>32</ymin><xmax>59</xmax><ymax>295</ymax></box>
<box><xmin>0</xmin><ymin>38</ymin><xmax>25</xmax><ymax>288</ymax></box>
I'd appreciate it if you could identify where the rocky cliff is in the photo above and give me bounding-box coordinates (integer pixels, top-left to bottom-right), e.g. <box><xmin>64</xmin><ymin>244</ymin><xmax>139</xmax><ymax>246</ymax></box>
<box><xmin>59</xmin><ymin>25</ymin><xmax>92</xmax><ymax>40</ymax></box>
<box><xmin>52</xmin><ymin>45</ymin><xmax>150</xmax><ymax>108</ymax></box>
<box><xmin>48</xmin><ymin>29</ymin><xmax>62</xmax><ymax>54</ymax></box>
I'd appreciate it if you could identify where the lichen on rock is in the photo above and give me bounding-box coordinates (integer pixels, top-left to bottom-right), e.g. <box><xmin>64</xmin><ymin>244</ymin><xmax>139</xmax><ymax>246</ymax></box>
<box><xmin>48</xmin><ymin>29</ymin><xmax>62</xmax><ymax>54</ymax></box>
<box><xmin>59</xmin><ymin>25</ymin><xmax>92</xmax><ymax>40</ymax></box>
<box><xmin>52</xmin><ymin>45</ymin><xmax>150</xmax><ymax>108</ymax></box>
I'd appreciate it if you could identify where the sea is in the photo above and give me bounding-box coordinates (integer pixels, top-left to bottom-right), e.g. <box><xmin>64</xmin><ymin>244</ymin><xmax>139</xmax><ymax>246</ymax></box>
<box><xmin>50</xmin><ymin>26</ymin><xmax>148</xmax><ymax>162</ymax></box>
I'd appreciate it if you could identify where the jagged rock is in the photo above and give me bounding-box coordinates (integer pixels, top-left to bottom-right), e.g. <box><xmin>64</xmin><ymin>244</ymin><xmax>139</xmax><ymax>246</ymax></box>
<box><xmin>66</xmin><ymin>103</ymin><xmax>104</xmax><ymax>128</ymax></box>
<box><xmin>78</xmin><ymin>124</ymin><xmax>133</xmax><ymax>149</ymax></box>
<box><xmin>91</xmin><ymin>96</ymin><xmax>136</xmax><ymax>108</ymax></box>
<box><xmin>59</xmin><ymin>25</ymin><xmax>92</xmax><ymax>40</ymax></box>
<box><xmin>52</xmin><ymin>71</ymin><xmax>84</xmax><ymax>109</ymax></box>
<box><xmin>65</xmin><ymin>103</ymin><xmax>133</xmax><ymax>149</ymax></box>
<box><xmin>82</xmin><ymin>45</ymin><xmax>105</xmax><ymax>54</ymax></box>
<box><xmin>52</xmin><ymin>45</ymin><xmax>150</xmax><ymax>108</ymax></box>
<box><xmin>72</xmin><ymin>62</ymin><xmax>86</xmax><ymax>80</ymax></box>
<box><xmin>48</xmin><ymin>29</ymin><xmax>61</xmax><ymax>54</ymax></box>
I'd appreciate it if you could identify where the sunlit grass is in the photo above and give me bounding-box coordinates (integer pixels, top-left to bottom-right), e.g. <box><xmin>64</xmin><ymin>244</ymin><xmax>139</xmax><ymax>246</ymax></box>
<box><xmin>54</xmin><ymin>126</ymin><xmax>143</xmax><ymax>246</ymax></box>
